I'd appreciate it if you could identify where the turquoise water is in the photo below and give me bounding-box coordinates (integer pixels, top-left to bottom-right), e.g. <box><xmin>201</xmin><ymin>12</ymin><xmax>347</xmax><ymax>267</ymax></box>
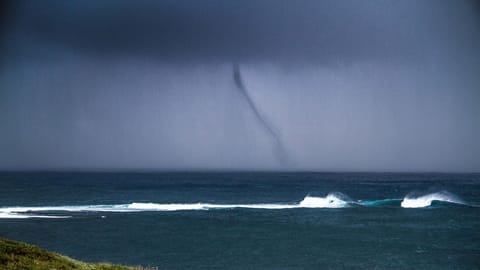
<box><xmin>0</xmin><ymin>172</ymin><xmax>479</xmax><ymax>269</ymax></box>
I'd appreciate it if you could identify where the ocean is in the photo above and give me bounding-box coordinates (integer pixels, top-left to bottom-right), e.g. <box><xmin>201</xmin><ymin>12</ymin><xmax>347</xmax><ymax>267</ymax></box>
<box><xmin>0</xmin><ymin>172</ymin><xmax>479</xmax><ymax>269</ymax></box>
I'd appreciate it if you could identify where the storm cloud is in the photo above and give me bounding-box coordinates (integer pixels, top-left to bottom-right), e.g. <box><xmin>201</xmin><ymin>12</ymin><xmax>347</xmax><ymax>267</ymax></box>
<box><xmin>0</xmin><ymin>0</ymin><xmax>479</xmax><ymax>171</ymax></box>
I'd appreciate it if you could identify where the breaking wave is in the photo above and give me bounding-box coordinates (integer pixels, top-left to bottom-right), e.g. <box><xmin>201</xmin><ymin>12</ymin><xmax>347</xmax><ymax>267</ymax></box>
<box><xmin>0</xmin><ymin>192</ymin><xmax>349</xmax><ymax>218</ymax></box>
<box><xmin>400</xmin><ymin>191</ymin><xmax>465</xmax><ymax>208</ymax></box>
<box><xmin>299</xmin><ymin>192</ymin><xmax>351</xmax><ymax>208</ymax></box>
<box><xmin>0</xmin><ymin>191</ymin><xmax>471</xmax><ymax>218</ymax></box>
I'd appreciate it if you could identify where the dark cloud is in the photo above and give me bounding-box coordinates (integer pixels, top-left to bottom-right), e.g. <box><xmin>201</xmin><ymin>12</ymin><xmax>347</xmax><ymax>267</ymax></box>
<box><xmin>5</xmin><ymin>0</ymin><xmax>478</xmax><ymax>63</ymax></box>
<box><xmin>0</xmin><ymin>0</ymin><xmax>479</xmax><ymax>171</ymax></box>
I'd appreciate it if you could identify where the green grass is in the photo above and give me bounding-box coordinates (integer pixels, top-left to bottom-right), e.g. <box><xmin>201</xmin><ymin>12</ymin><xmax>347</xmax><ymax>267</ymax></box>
<box><xmin>0</xmin><ymin>238</ymin><xmax>157</xmax><ymax>270</ymax></box>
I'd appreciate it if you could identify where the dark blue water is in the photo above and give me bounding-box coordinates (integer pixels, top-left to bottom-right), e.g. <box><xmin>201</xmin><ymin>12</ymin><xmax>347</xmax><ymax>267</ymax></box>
<box><xmin>0</xmin><ymin>172</ymin><xmax>479</xmax><ymax>269</ymax></box>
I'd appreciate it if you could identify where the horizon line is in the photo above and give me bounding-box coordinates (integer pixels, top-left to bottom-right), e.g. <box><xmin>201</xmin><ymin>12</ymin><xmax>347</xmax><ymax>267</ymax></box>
<box><xmin>1</xmin><ymin>168</ymin><xmax>479</xmax><ymax>174</ymax></box>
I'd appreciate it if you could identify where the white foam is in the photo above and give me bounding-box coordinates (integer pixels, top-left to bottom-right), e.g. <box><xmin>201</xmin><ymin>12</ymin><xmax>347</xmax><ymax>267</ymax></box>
<box><xmin>232</xmin><ymin>203</ymin><xmax>298</xmax><ymax>209</ymax></box>
<box><xmin>0</xmin><ymin>204</ymin><xmax>133</xmax><ymax>219</ymax></box>
<box><xmin>0</xmin><ymin>190</ymin><xmax>467</xmax><ymax>218</ymax></box>
<box><xmin>127</xmin><ymin>202</ymin><xmax>298</xmax><ymax>210</ymax></box>
<box><xmin>400</xmin><ymin>191</ymin><xmax>464</xmax><ymax>208</ymax></box>
<box><xmin>0</xmin><ymin>211</ymin><xmax>70</xmax><ymax>219</ymax></box>
<box><xmin>299</xmin><ymin>193</ymin><xmax>350</xmax><ymax>208</ymax></box>
<box><xmin>128</xmin><ymin>202</ymin><xmax>209</xmax><ymax>211</ymax></box>
<box><xmin>123</xmin><ymin>195</ymin><xmax>349</xmax><ymax>211</ymax></box>
<box><xmin>0</xmin><ymin>193</ymin><xmax>352</xmax><ymax>218</ymax></box>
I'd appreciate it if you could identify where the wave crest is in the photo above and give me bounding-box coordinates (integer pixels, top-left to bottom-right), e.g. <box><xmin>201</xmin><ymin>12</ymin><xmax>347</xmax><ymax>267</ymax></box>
<box><xmin>0</xmin><ymin>191</ymin><xmax>470</xmax><ymax>218</ymax></box>
<box><xmin>299</xmin><ymin>192</ymin><xmax>350</xmax><ymax>208</ymax></box>
<box><xmin>400</xmin><ymin>191</ymin><xmax>464</xmax><ymax>208</ymax></box>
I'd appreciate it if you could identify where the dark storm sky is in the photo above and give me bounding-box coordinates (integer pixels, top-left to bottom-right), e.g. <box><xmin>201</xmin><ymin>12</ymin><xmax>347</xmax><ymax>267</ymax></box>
<box><xmin>0</xmin><ymin>0</ymin><xmax>479</xmax><ymax>171</ymax></box>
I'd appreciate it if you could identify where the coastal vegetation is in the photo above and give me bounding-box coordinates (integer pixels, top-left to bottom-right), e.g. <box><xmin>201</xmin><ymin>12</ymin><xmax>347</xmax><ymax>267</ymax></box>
<box><xmin>0</xmin><ymin>238</ymin><xmax>157</xmax><ymax>270</ymax></box>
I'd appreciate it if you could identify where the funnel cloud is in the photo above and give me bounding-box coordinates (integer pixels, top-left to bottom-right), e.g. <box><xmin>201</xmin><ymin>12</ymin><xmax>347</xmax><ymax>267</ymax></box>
<box><xmin>232</xmin><ymin>64</ymin><xmax>291</xmax><ymax>167</ymax></box>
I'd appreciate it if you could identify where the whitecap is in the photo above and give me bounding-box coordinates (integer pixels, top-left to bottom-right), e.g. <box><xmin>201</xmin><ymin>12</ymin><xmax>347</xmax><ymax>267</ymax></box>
<box><xmin>400</xmin><ymin>191</ymin><xmax>464</xmax><ymax>208</ymax></box>
<box><xmin>299</xmin><ymin>193</ymin><xmax>350</xmax><ymax>208</ymax></box>
<box><xmin>0</xmin><ymin>192</ymin><xmax>358</xmax><ymax>218</ymax></box>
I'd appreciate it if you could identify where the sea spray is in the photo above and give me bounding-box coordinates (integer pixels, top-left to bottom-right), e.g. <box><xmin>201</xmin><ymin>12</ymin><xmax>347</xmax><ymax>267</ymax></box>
<box><xmin>0</xmin><ymin>193</ymin><xmax>351</xmax><ymax>218</ymax></box>
<box><xmin>299</xmin><ymin>192</ymin><xmax>351</xmax><ymax>208</ymax></box>
<box><xmin>400</xmin><ymin>191</ymin><xmax>465</xmax><ymax>208</ymax></box>
<box><xmin>0</xmin><ymin>191</ymin><xmax>471</xmax><ymax>218</ymax></box>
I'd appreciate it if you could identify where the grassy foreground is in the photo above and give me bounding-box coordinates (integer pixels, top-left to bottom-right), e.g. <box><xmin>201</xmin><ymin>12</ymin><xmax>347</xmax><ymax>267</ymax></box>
<box><xmin>0</xmin><ymin>238</ymin><xmax>157</xmax><ymax>270</ymax></box>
